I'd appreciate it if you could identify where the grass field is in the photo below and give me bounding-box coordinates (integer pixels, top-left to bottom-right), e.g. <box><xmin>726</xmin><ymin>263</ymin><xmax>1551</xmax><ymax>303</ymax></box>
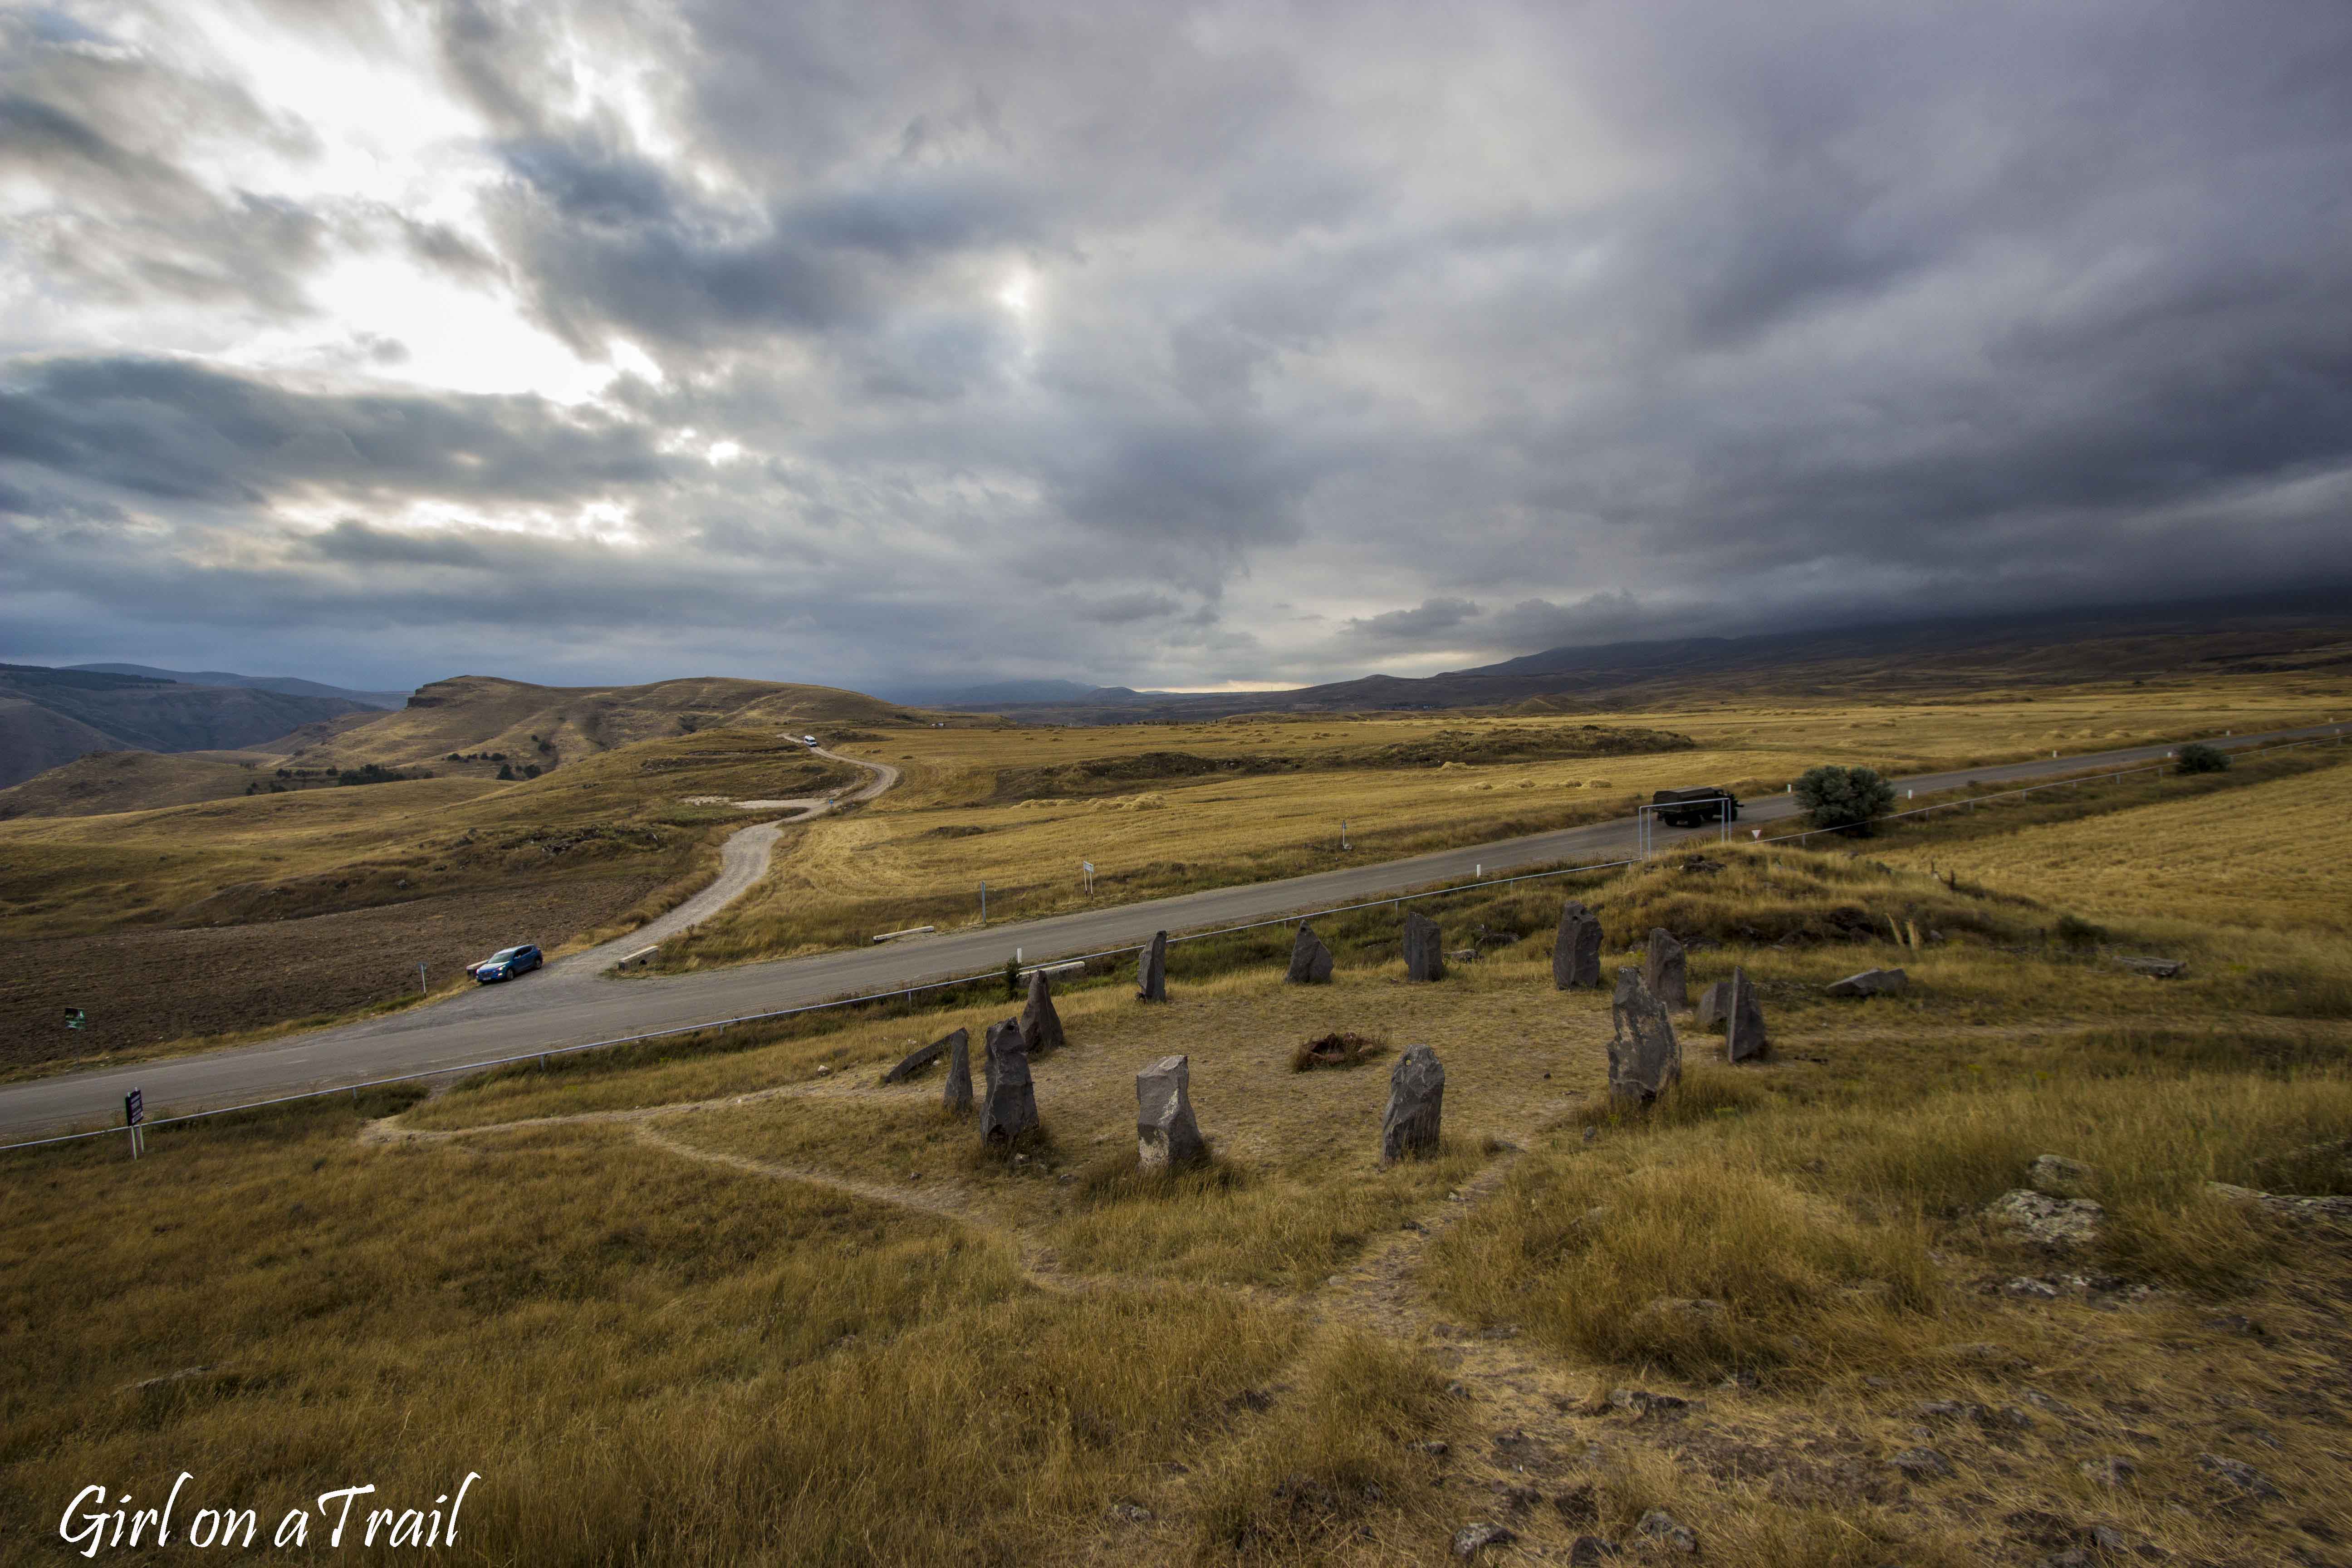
<box><xmin>8</xmin><ymin>731</ymin><xmax>2348</xmax><ymax>1565</ymax></box>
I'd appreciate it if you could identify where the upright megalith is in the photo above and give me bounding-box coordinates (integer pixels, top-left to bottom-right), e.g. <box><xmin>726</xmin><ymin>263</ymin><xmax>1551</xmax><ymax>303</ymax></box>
<box><xmin>1695</xmin><ymin>980</ymin><xmax>1733</xmax><ymax>1032</ymax></box>
<box><xmin>1724</xmin><ymin>966</ymin><xmax>1769</xmax><ymax>1063</ymax></box>
<box><xmin>884</xmin><ymin>1026</ymin><xmax>962</xmax><ymax>1085</ymax></box>
<box><xmin>1403</xmin><ymin>910</ymin><xmax>1446</xmax><ymax>982</ymax></box>
<box><xmin>1553</xmin><ymin>901</ymin><xmax>1603</xmax><ymax>990</ymax></box>
<box><xmin>1136</xmin><ymin>1054</ymin><xmax>1205</xmax><ymax>1170</ymax></box>
<box><xmin>1608</xmin><ymin>969</ymin><xmax>1682</xmax><ymax>1104</ymax></box>
<box><xmin>1019</xmin><ymin>970</ymin><xmax>1065</xmax><ymax>1055</ymax></box>
<box><xmin>942</xmin><ymin>1028</ymin><xmax>974</xmax><ymax>1115</ymax></box>
<box><xmin>1642</xmin><ymin>928</ymin><xmax>1689</xmax><ymax>1011</ymax></box>
<box><xmin>1286</xmin><ymin>922</ymin><xmax>1335</xmax><ymax>984</ymax></box>
<box><xmin>1137</xmin><ymin>930</ymin><xmax>1169</xmax><ymax>1002</ymax></box>
<box><xmin>1381</xmin><ymin>1044</ymin><xmax>1446</xmax><ymax>1161</ymax></box>
<box><xmin>979</xmin><ymin>1019</ymin><xmax>1037</xmax><ymax>1144</ymax></box>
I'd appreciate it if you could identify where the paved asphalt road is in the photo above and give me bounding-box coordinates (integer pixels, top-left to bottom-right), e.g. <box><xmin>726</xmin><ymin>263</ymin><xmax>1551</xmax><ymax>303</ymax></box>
<box><xmin>5</xmin><ymin>722</ymin><xmax>2341</xmax><ymax>1140</ymax></box>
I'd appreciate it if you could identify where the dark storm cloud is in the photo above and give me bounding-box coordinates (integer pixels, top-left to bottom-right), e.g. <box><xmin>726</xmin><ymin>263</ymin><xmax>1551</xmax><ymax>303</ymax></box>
<box><xmin>0</xmin><ymin>358</ymin><xmax>670</xmax><ymax>506</ymax></box>
<box><xmin>5</xmin><ymin>0</ymin><xmax>2352</xmax><ymax>694</ymax></box>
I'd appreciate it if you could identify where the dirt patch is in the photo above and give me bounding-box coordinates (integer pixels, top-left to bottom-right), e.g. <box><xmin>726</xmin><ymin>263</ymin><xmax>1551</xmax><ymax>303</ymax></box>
<box><xmin>0</xmin><ymin>873</ymin><xmax>666</xmax><ymax>1068</ymax></box>
<box><xmin>1290</xmin><ymin>1032</ymin><xmax>1387</xmax><ymax>1072</ymax></box>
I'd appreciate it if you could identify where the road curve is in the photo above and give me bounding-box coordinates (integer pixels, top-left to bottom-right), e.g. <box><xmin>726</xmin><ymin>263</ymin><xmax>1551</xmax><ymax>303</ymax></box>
<box><xmin>2</xmin><ymin>724</ymin><xmax>2339</xmax><ymax>1139</ymax></box>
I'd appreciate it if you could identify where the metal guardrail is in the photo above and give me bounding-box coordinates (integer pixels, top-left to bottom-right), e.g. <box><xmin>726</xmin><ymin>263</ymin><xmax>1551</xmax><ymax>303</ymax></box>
<box><xmin>6</xmin><ymin>726</ymin><xmax>2343</xmax><ymax>1155</ymax></box>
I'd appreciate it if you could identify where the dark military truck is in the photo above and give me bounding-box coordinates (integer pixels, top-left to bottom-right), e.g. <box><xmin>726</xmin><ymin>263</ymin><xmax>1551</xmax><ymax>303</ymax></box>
<box><xmin>1650</xmin><ymin>785</ymin><xmax>1740</xmax><ymax>827</ymax></box>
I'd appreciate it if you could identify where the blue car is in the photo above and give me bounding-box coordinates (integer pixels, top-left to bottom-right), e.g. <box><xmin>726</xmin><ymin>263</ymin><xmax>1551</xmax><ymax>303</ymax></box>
<box><xmin>469</xmin><ymin>944</ymin><xmax>544</xmax><ymax>983</ymax></box>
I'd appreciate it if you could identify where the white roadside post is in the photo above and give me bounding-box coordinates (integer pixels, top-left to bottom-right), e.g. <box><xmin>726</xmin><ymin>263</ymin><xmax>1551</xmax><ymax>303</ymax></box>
<box><xmin>417</xmin><ymin>961</ymin><xmax>428</xmax><ymax>996</ymax></box>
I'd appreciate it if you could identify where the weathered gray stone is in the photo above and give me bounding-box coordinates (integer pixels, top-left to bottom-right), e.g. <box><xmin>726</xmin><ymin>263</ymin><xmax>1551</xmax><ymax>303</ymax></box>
<box><xmin>1286</xmin><ymin>922</ymin><xmax>1335</xmax><ymax>984</ymax></box>
<box><xmin>2115</xmin><ymin>955</ymin><xmax>2186</xmax><ymax>979</ymax></box>
<box><xmin>883</xmin><ymin>1026</ymin><xmax>962</xmax><ymax>1085</ymax></box>
<box><xmin>1382</xmin><ymin>1043</ymin><xmax>1446</xmax><ymax>1161</ymax></box>
<box><xmin>1403</xmin><ymin>910</ymin><xmax>1445</xmax><ymax>982</ymax></box>
<box><xmin>1890</xmin><ymin>1448</ymin><xmax>1954</xmax><ymax>1481</ymax></box>
<box><xmin>1724</xmin><ymin>966</ymin><xmax>1768</xmax><ymax>1063</ymax></box>
<box><xmin>1019</xmin><ymin>970</ymin><xmax>1066</xmax><ymax>1054</ymax></box>
<box><xmin>1642</xmin><ymin>928</ymin><xmax>1688</xmax><ymax>1010</ymax></box>
<box><xmin>1695</xmin><ymin>979</ymin><xmax>1732</xmax><ymax>1031</ymax></box>
<box><xmin>1452</xmin><ymin>1522</ymin><xmax>1516</xmax><ymax>1558</ymax></box>
<box><xmin>1608</xmin><ymin>970</ymin><xmax>1681</xmax><ymax>1102</ymax></box>
<box><xmin>978</xmin><ymin>1019</ymin><xmax>1038</xmax><ymax>1144</ymax></box>
<box><xmin>1553</xmin><ymin>901</ymin><xmax>1603</xmax><ymax>989</ymax></box>
<box><xmin>942</xmin><ymin>1028</ymin><xmax>973</xmax><ymax>1115</ymax></box>
<box><xmin>1635</xmin><ymin>1509</ymin><xmax>1698</xmax><ymax>1553</ymax></box>
<box><xmin>1825</xmin><ymin>967</ymin><xmax>1909</xmax><ymax>999</ymax></box>
<box><xmin>2028</xmin><ymin>1153</ymin><xmax>2097</xmax><ymax>1199</ymax></box>
<box><xmin>2206</xmin><ymin>1181</ymin><xmax>2352</xmax><ymax>1225</ymax></box>
<box><xmin>1137</xmin><ymin>930</ymin><xmax>1169</xmax><ymax>1001</ymax></box>
<box><xmin>2196</xmin><ymin>1452</ymin><xmax>2282</xmax><ymax>1499</ymax></box>
<box><xmin>1986</xmin><ymin>1189</ymin><xmax>2103</xmax><ymax>1250</ymax></box>
<box><xmin>1137</xmin><ymin>1054</ymin><xmax>1205</xmax><ymax>1170</ymax></box>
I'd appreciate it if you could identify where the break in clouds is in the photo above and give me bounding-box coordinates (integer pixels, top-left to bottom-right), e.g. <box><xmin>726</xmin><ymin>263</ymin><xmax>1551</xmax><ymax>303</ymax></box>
<box><xmin>3</xmin><ymin>0</ymin><xmax>2349</xmax><ymax>694</ymax></box>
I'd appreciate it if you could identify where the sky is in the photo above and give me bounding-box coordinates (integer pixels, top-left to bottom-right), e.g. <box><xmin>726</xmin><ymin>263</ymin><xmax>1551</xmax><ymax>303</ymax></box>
<box><xmin>2</xmin><ymin>0</ymin><xmax>2348</xmax><ymax>697</ymax></box>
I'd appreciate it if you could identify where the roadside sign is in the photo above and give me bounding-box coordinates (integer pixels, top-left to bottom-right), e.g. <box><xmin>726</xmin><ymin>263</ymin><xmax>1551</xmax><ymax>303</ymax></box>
<box><xmin>124</xmin><ymin>1089</ymin><xmax>143</xmax><ymax>1126</ymax></box>
<box><xmin>64</xmin><ymin>1008</ymin><xmax>84</xmax><ymax>1030</ymax></box>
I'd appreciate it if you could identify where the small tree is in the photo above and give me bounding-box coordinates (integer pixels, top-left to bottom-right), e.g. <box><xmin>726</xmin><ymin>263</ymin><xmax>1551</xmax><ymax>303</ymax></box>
<box><xmin>496</xmin><ymin>762</ymin><xmax>515</xmax><ymax>781</ymax></box>
<box><xmin>1793</xmin><ymin>764</ymin><xmax>1896</xmax><ymax>835</ymax></box>
<box><xmin>2176</xmin><ymin>742</ymin><xmax>2230</xmax><ymax>775</ymax></box>
<box><xmin>1003</xmin><ymin>957</ymin><xmax>1021</xmax><ymax>1000</ymax></box>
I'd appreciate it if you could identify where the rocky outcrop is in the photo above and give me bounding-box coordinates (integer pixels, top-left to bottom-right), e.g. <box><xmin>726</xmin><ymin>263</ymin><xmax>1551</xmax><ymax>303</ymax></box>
<box><xmin>1137</xmin><ymin>929</ymin><xmax>1169</xmax><ymax>1001</ymax></box>
<box><xmin>1986</xmin><ymin>1189</ymin><xmax>2103</xmax><ymax>1250</ymax></box>
<box><xmin>1382</xmin><ymin>1044</ymin><xmax>1446</xmax><ymax>1161</ymax></box>
<box><xmin>1642</xmin><ymin>928</ymin><xmax>1687</xmax><ymax>1010</ymax></box>
<box><xmin>1608</xmin><ymin>970</ymin><xmax>1681</xmax><ymax>1102</ymax></box>
<box><xmin>1553</xmin><ymin>901</ymin><xmax>1602</xmax><ymax>989</ymax></box>
<box><xmin>1019</xmin><ymin>970</ymin><xmax>1065</xmax><ymax>1054</ymax></box>
<box><xmin>1136</xmin><ymin>1054</ymin><xmax>1205</xmax><ymax>1170</ymax></box>
<box><xmin>978</xmin><ymin>1019</ymin><xmax>1037</xmax><ymax>1144</ymax></box>
<box><xmin>1826</xmin><ymin>967</ymin><xmax>1908</xmax><ymax>998</ymax></box>
<box><xmin>1724</xmin><ymin>966</ymin><xmax>1767</xmax><ymax>1063</ymax></box>
<box><xmin>882</xmin><ymin>1026</ymin><xmax>962</xmax><ymax>1085</ymax></box>
<box><xmin>1286</xmin><ymin>922</ymin><xmax>1335</xmax><ymax>984</ymax></box>
<box><xmin>1403</xmin><ymin>911</ymin><xmax>1445</xmax><ymax>982</ymax></box>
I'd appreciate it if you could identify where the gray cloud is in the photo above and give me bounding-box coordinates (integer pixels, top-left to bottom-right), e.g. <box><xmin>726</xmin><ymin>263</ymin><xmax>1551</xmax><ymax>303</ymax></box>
<box><xmin>4</xmin><ymin>0</ymin><xmax>2350</xmax><ymax>695</ymax></box>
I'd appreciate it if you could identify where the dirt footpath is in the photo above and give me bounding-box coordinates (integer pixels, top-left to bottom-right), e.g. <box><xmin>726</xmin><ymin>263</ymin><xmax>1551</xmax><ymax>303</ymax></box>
<box><xmin>0</xmin><ymin>874</ymin><xmax>666</xmax><ymax>1070</ymax></box>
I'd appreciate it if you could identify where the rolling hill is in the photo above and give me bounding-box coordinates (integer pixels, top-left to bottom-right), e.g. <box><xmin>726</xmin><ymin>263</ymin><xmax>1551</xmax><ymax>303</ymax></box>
<box><xmin>0</xmin><ymin>664</ymin><xmax>376</xmax><ymax>788</ymax></box>
<box><xmin>67</xmin><ymin>663</ymin><xmax>411</xmax><ymax>710</ymax></box>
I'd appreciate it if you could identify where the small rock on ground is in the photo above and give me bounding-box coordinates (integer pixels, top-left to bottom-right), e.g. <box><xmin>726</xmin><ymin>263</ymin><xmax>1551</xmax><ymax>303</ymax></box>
<box><xmin>1453</xmin><ymin>1522</ymin><xmax>1516</xmax><ymax>1558</ymax></box>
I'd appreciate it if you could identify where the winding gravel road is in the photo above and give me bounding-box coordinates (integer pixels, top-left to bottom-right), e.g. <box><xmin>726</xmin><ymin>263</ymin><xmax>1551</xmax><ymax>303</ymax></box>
<box><xmin>2</xmin><ymin>724</ymin><xmax>2338</xmax><ymax>1140</ymax></box>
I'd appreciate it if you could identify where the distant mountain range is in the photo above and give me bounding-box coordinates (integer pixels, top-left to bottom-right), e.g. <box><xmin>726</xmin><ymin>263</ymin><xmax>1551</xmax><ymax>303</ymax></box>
<box><xmin>0</xmin><ymin>663</ymin><xmax>383</xmax><ymax>789</ymax></box>
<box><xmin>925</xmin><ymin>588</ymin><xmax>2352</xmax><ymax>721</ymax></box>
<box><xmin>68</xmin><ymin>664</ymin><xmax>410</xmax><ymax>710</ymax></box>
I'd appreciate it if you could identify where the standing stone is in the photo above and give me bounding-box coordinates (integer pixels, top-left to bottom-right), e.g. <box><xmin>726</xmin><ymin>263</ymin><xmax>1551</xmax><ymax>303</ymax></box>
<box><xmin>1642</xmin><ymin>928</ymin><xmax>1688</xmax><ymax>1011</ymax></box>
<box><xmin>1724</xmin><ymin>966</ymin><xmax>1768</xmax><ymax>1063</ymax></box>
<box><xmin>1825</xmin><ymin>967</ymin><xmax>1908</xmax><ymax>999</ymax></box>
<box><xmin>1381</xmin><ymin>1044</ymin><xmax>1446</xmax><ymax>1161</ymax></box>
<box><xmin>1136</xmin><ymin>1054</ymin><xmax>1205</xmax><ymax>1170</ymax></box>
<box><xmin>1019</xmin><ymin>970</ymin><xmax>1065</xmax><ymax>1054</ymax></box>
<box><xmin>1137</xmin><ymin>930</ymin><xmax>1169</xmax><ymax>1001</ymax></box>
<box><xmin>978</xmin><ymin>1019</ymin><xmax>1037</xmax><ymax>1144</ymax></box>
<box><xmin>1403</xmin><ymin>910</ymin><xmax>1446</xmax><ymax>982</ymax></box>
<box><xmin>1694</xmin><ymin>980</ymin><xmax>1733</xmax><ymax>1032</ymax></box>
<box><xmin>884</xmin><ymin>1026</ymin><xmax>962</xmax><ymax>1085</ymax></box>
<box><xmin>941</xmin><ymin>1028</ymin><xmax>974</xmax><ymax>1115</ymax></box>
<box><xmin>1553</xmin><ymin>901</ymin><xmax>1603</xmax><ymax>989</ymax></box>
<box><xmin>1286</xmin><ymin>922</ymin><xmax>1335</xmax><ymax>984</ymax></box>
<box><xmin>1608</xmin><ymin>969</ymin><xmax>1682</xmax><ymax>1103</ymax></box>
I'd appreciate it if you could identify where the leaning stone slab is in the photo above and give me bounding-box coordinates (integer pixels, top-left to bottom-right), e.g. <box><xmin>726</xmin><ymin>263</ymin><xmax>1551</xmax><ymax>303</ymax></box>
<box><xmin>1986</xmin><ymin>1189</ymin><xmax>2103</xmax><ymax>1250</ymax></box>
<box><xmin>1136</xmin><ymin>1054</ymin><xmax>1205</xmax><ymax>1170</ymax></box>
<box><xmin>978</xmin><ymin>1019</ymin><xmax>1037</xmax><ymax>1144</ymax></box>
<box><xmin>1724</xmin><ymin>966</ymin><xmax>1768</xmax><ymax>1063</ymax></box>
<box><xmin>1019</xmin><ymin>970</ymin><xmax>1066</xmax><ymax>1054</ymax></box>
<box><xmin>1553</xmin><ymin>901</ymin><xmax>1603</xmax><ymax>989</ymax></box>
<box><xmin>882</xmin><ymin>1026</ymin><xmax>963</xmax><ymax>1085</ymax></box>
<box><xmin>1382</xmin><ymin>1044</ymin><xmax>1445</xmax><ymax>1161</ymax></box>
<box><xmin>1642</xmin><ymin>928</ymin><xmax>1688</xmax><ymax>1011</ymax></box>
<box><xmin>1695</xmin><ymin>980</ymin><xmax>1732</xmax><ymax>1032</ymax></box>
<box><xmin>1608</xmin><ymin>970</ymin><xmax>1681</xmax><ymax>1102</ymax></box>
<box><xmin>1825</xmin><ymin>967</ymin><xmax>1908</xmax><ymax>999</ymax></box>
<box><xmin>1403</xmin><ymin>910</ymin><xmax>1446</xmax><ymax>982</ymax></box>
<box><xmin>942</xmin><ymin>1028</ymin><xmax>973</xmax><ymax>1115</ymax></box>
<box><xmin>1286</xmin><ymin>922</ymin><xmax>1335</xmax><ymax>984</ymax></box>
<box><xmin>1137</xmin><ymin>930</ymin><xmax>1169</xmax><ymax>1001</ymax></box>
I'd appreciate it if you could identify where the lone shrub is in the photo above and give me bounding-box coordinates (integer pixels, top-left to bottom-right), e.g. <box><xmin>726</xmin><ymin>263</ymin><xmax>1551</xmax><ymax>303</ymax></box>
<box><xmin>2176</xmin><ymin>742</ymin><xmax>2230</xmax><ymax>775</ymax></box>
<box><xmin>1792</xmin><ymin>764</ymin><xmax>1896</xmax><ymax>834</ymax></box>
